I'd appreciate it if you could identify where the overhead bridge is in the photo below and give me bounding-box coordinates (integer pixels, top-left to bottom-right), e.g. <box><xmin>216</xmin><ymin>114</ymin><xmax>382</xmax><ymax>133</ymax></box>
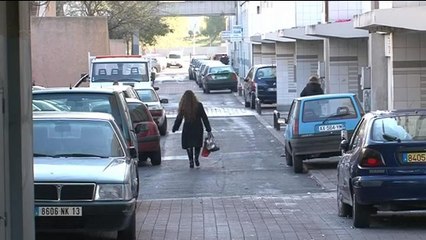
<box><xmin>158</xmin><ymin>1</ymin><xmax>236</xmax><ymax>16</ymax></box>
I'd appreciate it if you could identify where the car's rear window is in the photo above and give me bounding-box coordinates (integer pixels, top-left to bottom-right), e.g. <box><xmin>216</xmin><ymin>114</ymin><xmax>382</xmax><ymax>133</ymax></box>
<box><xmin>32</xmin><ymin>93</ymin><xmax>122</xmax><ymax>126</ymax></box>
<box><xmin>128</xmin><ymin>102</ymin><xmax>150</xmax><ymax>122</ymax></box>
<box><xmin>208</xmin><ymin>66</ymin><xmax>234</xmax><ymax>74</ymax></box>
<box><xmin>372</xmin><ymin>116</ymin><xmax>426</xmax><ymax>141</ymax></box>
<box><xmin>33</xmin><ymin>119</ymin><xmax>124</xmax><ymax>157</ymax></box>
<box><xmin>136</xmin><ymin>89</ymin><xmax>158</xmax><ymax>102</ymax></box>
<box><xmin>256</xmin><ymin>67</ymin><xmax>276</xmax><ymax>79</ymax></box>
<box><xmin>302</xmin><ymin>97</ymin><xmax>357</xmax><ymax>122</ymax></box>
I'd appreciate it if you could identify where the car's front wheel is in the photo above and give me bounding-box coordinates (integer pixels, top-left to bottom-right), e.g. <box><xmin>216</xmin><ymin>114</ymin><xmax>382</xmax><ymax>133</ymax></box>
<box><xmin>352</xmin><ymin>193</ymin><xmax>370</xmax><ymax>228</ymax></box>
<box><xmin>117</xmin><ymin>211</ymin><xmax>136</xmax><ymax>240</ymax></box>
<box><xmin>150</xmin><ymin>151</ymin><xmax>162</xmax><ymax>166</ymax></box>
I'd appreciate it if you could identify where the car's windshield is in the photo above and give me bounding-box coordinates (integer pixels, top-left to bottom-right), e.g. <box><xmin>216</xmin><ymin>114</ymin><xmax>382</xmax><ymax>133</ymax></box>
<box><xmin>302</xmin><ymin>97</ymin><xmax>357</xmax><ymax>122</ymax></box>
<box><xmin>33</xmin><ymin>93</ymin><xmax>121</xmax><ymax>126</ymax></box>
<box><xmin>34</xmin><ymin>119</ymin><xmax>124</xmax><ymax>158</ymax></box>
<box><xmin>91</xmin><ymin>62</ymin><xmax>149</xmax><ymax>82</ymax></box>
<box><xmin>372</xmin><ymin>116</ymin><xmax>426</xmax><ymax>141</ymax></box>
<box><xmin>136</xmin><ymin>89</ymin><xmax>159</xmax><ymax>102</ymax></box>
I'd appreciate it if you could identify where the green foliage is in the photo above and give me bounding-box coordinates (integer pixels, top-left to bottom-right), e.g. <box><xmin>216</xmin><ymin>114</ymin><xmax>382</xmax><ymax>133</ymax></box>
<box><xmin>63</xmin><ymin>1</ymin><xmax>173</xmax><ymax>45</ymax></box>
<box><xmin>200</xmin><ymin>16</ymin><xmax>226</xmax><ymax>46</ymax></box>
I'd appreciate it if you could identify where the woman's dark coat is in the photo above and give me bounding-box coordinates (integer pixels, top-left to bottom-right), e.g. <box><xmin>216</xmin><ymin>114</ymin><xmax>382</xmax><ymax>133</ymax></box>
<box><xmin>172</xmin><ymin>102</ymin><xmax>211</xmax><ymax>149</ymax></box>
<box><xmin>300</xmin><ymin>82</ymin><xmax>324</xmax><ymax>97</ymax></box>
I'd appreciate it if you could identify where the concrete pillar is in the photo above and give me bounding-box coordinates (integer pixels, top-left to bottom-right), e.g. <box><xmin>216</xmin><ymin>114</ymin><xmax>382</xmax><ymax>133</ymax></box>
<box><xmin>323</xmin><ymin>38</ymin><xmax>330</xmax><ymax>93</ymax></box>
<box><xmin>369</xmin><ymin>33</ymin><xmax>388</xmax><ymax>110</ymax></box>
<box><xmin>252</xmin><ymin>44</ymin><xmax>262</xmax><ymax>65</ymax></box>
<box><xmin>275</xmin><ymin>42</ymin><xmax>296</xmax><ymax>111</ymax></box>
<box><xmin>1</xmin><ymin>2</ymin><xmax>34</xmax><ymax>240</ymax></box>
<box><xmin>261</xmin><ymin>43</ymin><xmax>275</xmax><ymax>64</ymax></box>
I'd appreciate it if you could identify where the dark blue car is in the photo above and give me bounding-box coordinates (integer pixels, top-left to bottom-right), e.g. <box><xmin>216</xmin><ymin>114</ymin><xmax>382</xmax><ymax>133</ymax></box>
<box><xmin>337</xmin><ymin>109</ymin><xmax>426</xmax><ymax>228</ymax></box>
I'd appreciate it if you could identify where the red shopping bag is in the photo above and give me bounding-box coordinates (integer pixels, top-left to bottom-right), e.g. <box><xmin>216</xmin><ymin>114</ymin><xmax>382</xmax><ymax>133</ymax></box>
<box><xmin>201</xmin><ymin>145</ymin><xmax>210</xmax><ymax>157</ymax></box>
<box><xmin>201</xmin><ymin>142</ymin><xmax>210</xmax><ymax>157</ymax></box>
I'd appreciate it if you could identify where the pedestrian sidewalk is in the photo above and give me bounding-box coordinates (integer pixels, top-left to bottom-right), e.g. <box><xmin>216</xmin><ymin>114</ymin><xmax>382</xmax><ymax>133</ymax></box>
<box><xmin>233</xmin><ymin>91</ymin><xmax>338</xmax><ymax>192</ymax></box>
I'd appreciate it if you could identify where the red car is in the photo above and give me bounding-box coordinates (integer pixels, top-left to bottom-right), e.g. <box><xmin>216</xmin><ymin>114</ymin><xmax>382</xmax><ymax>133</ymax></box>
<box><xmin>126</xmin><ymin>98</ymin><xmax>161</xmax><ymax>166</ymax></box>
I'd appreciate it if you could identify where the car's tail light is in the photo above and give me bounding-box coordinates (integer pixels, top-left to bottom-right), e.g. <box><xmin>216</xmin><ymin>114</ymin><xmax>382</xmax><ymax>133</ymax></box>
<box><xmin>251</xmin><ymin>82</ymin><xmax>256</xmax><ymax>92</ymax></box>
<box><xmin>150</xmin><ymin>109</ymin><xmax>163</xmax><ymax>117</ymax></box>
<box><xmin>360</xmin><ymin>148</ymin><xmax>385</xmax><ymax>167</ymax></box>
<box><xmin>293</xmin><ymin>118</ymin><xmax>299</xmax><ymax>136</ymax></box>
<box><xmin>231</xmin><ymin>73</ymin><xmax>238</xmax><ymax>81</ymax></box>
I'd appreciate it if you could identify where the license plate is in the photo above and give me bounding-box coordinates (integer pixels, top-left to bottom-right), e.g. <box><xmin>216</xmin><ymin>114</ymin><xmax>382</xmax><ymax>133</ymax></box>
<box><xmin>267</xmin><ymin>88</ymin><xmax>276</xmax><ymax>91</ymax></box>
<box><xmin>35</xmin><ymin>207</ymin><xmax>82</xmax><ymax>216</ymax></box>
<box><xmin>318</xmin><ymin>124</ymin><xmax>344</xmax><ymax>132</ymax></box>
<box><xmin>403</xmin><ymin>152</ymin><xmax>426</xmax><ymax>163</ymax></box>
<box><xmin>215</xmin><ymin>76</ymin><xmax>228</xmax><ymax>80</ymax></box>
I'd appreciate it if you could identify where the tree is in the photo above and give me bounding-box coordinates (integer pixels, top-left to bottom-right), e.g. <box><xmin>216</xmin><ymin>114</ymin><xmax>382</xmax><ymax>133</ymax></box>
<box><xmin>63</xmin><ymin>1</ymin><xmax>173</xmax><ymax>46</ymax></box>
<box><xmin>200</xmin><ymin>16</ymin><xmax>226</xmax><ymax>46</ymax></box>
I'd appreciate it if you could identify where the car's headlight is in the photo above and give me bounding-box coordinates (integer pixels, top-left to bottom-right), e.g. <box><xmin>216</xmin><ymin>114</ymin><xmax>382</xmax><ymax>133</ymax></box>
<box><xmin>95</xmin><ymin>184</ymin><xmax>132</xmax><ymax>200</ymax></box>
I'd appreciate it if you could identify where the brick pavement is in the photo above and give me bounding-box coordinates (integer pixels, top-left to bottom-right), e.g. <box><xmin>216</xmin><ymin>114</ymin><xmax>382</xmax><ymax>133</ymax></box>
<box><xmin>136</xmin><ymin>89</ymin><xmax>426</xmax><ymax>240</ymax></box>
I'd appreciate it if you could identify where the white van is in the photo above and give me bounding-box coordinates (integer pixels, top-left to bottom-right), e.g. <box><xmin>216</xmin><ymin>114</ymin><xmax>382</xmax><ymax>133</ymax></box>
<box><xmin>166</xmin><ymin>51</ymin><xmax>183</xmax><ymax>68</ymax></box>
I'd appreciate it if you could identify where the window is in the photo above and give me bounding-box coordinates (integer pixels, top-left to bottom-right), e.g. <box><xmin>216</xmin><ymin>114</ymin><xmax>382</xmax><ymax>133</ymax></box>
<box><xmin>33</xmin><ymin>120</ymin><xmax>124</xmax><ymax>157</ymax></box>
<box><xmin>136</xmin><ymin>89</ymin><xmax>159</xmax><ymax>102</ymax></box>
<box><xmin>128</xmin><ymin>102</ymin><xmax>150</xmax><ymax>122</ymax></box>
<box><xmin>302</xmin><ymin>97</ymin><xmax>358</xmax><ymax>122</ymax></box>
<box><xmin>349</xmin><ymin>119</ymin><xmax>366</xmax><ymax>150</ymax></box>
<box><xmin>371</xmin><ymin>116</ymin><xmax>426</xmax><ymax>141</ymax></box>
<box><xmin>92</xmin><ymin>62</ymin><xmax>149</xmax><ymax>82</ymax></box>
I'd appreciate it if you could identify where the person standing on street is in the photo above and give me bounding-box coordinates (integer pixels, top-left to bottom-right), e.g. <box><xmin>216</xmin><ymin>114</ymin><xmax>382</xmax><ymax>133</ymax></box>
<box><xmin>172</xmin><ymin>90</ymin><xmax>212</xmax><ymax>168</ymax></box>
<box><xmin>300</xmin><ymin>75</ymin><xmax>324</xmax><ymax>97</ymax></box>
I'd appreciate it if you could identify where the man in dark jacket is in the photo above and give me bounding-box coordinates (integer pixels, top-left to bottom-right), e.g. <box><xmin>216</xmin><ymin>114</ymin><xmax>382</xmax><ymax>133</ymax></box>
<box><xmin>300</xmin><ymin>75</ymin><xmax>324</xmax><ymax>97</ymax></box>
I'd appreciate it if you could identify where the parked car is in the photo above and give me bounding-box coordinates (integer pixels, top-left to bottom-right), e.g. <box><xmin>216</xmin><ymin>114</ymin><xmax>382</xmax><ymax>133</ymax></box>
<box><xmin>337</xmin><ymin>109</ymin><xmax>426</xmax><ymax>228</ymax></box>
<box><xmin>201</xmin><ymin>65</ymin><xmax>238</xmax><ymax>93</ymax></box>
<box><xmin>167</xmin><ymin>51</ymin><xmax>183</xmax><ymax>68</ymax></box>
<box><xmin>188</xmin><ymin>55</ymin><xmax>210</xmax><ymax>80</ymax></box>
<box><xmin>126</xmin><ymin>98</ymin><xmax>162</xmax><ymax>165</ymax></box>
<box><xmin>144</xmin><ymin>53</ymin><xmax>167</xmax><ymax>71</ymax></box>
<box><xmin>32</xmin><ymin>88</ymin><xmax>139</xmax><ymax>157</ymax></box>
<box><xmin>134</xmin><ymin>86</ymin><xmax>168</xmax><ymax>136</ymax></box>
<box><xmin>243</xmin><ymin>64</ymin><xmax>277</xmax><ymax>109</ymax></box>
<box><xmin>196</xmin><ymin>60</ymin><xmax>223</xmax><ymax>88</ymax></box>
<box><xmin>282</xmin><ymin>93</ymin><xmax>364</xmax><ymax>173</ymax></box>
<box><xmin>33</xmin><ymin>111</ymin><xmax>139</xmax><ymax>239</ymax></box>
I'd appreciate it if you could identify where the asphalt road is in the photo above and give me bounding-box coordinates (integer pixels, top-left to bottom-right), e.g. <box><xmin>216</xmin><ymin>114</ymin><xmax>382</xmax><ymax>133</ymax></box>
<box><xmin>138</xmin><ymin>66</ymin><xmax>325</xmax><ymax>200</ymax></box>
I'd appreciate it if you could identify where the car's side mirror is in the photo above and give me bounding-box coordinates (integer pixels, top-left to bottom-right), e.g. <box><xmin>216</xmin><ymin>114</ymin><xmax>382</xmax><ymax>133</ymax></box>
<box><xmin>340</xmin><ymin>139</ymin><xmax>349</xmax><ymax>153</ymax></box>
<box><xmin>128</xmin><ymin>146</ymin><xmax>137</xmax><ymax>159</ymax></box>
<box><xmin>154</xmin><ymin>86</ymin><xmax>159</xmax><ymax>91</ymax></box>
<box><xmin>160</xmin><ymin>98</ymin><xmax>168</xmax><ymax>104</ymax></box>
<box><xmin>341</xmin><ymin>129</ymin><xmax>348</xmax><ymax>141</ymax></box>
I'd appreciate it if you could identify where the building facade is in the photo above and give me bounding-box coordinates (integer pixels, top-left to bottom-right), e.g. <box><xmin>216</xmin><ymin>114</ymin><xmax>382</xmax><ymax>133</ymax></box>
<box><xmin>231</xmin><ymin>1</ymin><xmax>426</xmax><ymax>112</ymax></box>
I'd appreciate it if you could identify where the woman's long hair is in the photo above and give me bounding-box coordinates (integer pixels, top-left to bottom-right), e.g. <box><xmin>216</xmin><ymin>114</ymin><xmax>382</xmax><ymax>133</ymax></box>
<box><xmin>178</xmin><ymin>90</ymin><xmax>199</xmax><ymax>122</ymax></box>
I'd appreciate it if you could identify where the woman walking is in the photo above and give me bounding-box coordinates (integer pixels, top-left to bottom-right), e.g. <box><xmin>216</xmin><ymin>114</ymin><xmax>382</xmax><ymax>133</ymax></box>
<box><xmin>172</xmin><ymin>90</ymin><xmax>212</xmax><ymax>168</ymax></box>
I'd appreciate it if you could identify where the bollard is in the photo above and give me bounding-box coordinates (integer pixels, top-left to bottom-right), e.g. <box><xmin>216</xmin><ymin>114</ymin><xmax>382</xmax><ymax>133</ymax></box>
<box><xmin>255</xmin><ymin>98</ymin><xmax>262</xmax><ymax>115</ymax></box>
<box><xmin>273</xmin><ymin>110</ymin><xmax>280</xmax><ymax>131</ymax></box>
